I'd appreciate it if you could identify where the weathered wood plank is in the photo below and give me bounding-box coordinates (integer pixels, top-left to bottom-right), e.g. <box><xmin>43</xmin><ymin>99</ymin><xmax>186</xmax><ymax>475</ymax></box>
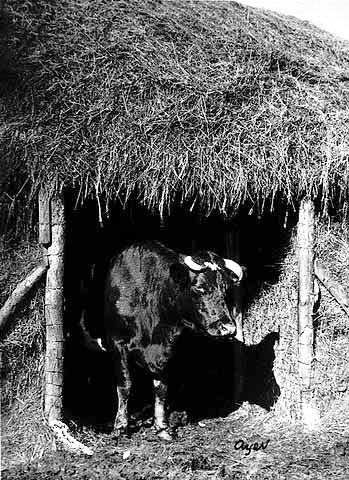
<box><xmin>44</xmin><ymin>193</ymin><xmax>65</xmax><ymax>423</ymax></box>
<box><xmin>298</xmin><ymin>198</ymin><xmax>315</xmax><ymax>390</ymax></box>
<box><xmin>314</xmin><ymin>258</ymin><xmax>349</xmax><ymax>317</ymax></box>
<box><xmin>0</xmin><ymin>263</ymin><xmax>48</xmax><ymax>334</ymax></box>
<box><xmin>225</xmin><ymin>226</ymin><xmax>244</xmax><ymax>343</ymax></box>
<box><xmin>297</xmin><ymin>198</ymin><xmax>320</xmax><ymax>430</ymax></box>
<box><xmin>39</xmin><ymin>189</ymin><xmax>51</xmax><ymax>245</ymax></box>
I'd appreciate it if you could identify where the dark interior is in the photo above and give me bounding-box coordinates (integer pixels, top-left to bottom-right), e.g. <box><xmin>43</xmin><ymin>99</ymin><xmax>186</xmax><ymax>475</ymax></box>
<box><xmin>63</xmin><ymin>194</ymin><xmax>295</xmax><ymax>429</ymax></box>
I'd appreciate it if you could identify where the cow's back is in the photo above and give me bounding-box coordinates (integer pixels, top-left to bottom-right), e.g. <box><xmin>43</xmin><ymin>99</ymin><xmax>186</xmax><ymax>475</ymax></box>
<box><xmin>104</xmin><ymin>242</ymin><xmax>180</xmax><ymax>338</ymax></box>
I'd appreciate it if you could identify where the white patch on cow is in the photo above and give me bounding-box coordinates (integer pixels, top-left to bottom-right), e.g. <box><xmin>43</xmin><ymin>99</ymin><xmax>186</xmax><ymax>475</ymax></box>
<box><xmin>154</xmin><ymin>397</ymin><xmax>166</xmax><ymax>429</ymax></box>
<box><xmin>196</xmin><ymin>287</ymin><xmax>205</xmax><ymax>293</ymax></box>
<box><xmin>80</xmin><ymin>312</ymin><xmax>107</xmax><ymax>352</ymax></box>
<box><xmin>49</xmin><ymin>419</ymin><xmax>93</xmax><ymax>455</ymax></box>
<box><xmin>204</xmin><ymin>261</ymin><xmax>219</xmax><ymax>271</ymax></box>
<box><xmin>153</xmin><ymin>380</ymin><xmax>167</xmax><ymax>430</ymax></box>
<box><xmin>221</xmin><ymin>323</ymin><xmax>237</xmax><ymax>336</ymax></box>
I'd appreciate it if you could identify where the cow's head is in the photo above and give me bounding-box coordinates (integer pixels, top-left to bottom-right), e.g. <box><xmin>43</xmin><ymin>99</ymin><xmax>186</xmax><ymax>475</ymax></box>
<box><xmin>175</xmin><ymin>251</ymin><xmax>244</xmax><ymax>339</ymax></box>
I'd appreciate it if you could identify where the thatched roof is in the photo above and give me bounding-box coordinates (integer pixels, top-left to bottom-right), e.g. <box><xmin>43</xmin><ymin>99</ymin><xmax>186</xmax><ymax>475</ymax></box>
<box><xmin>2</xmin><ymin>0</ymin><xmax>349</xmax><ymax>218</ymax></box>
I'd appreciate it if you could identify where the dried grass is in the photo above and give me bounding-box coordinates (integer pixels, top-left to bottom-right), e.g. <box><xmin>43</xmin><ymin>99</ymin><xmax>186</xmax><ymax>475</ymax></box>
<box><xmin>0</xmin><ymin>240</ymin><xmax>42</xmax><ymax>304</ymax></box>
<box><xmin>244</xmin><ymin>219</ymin><xmax>349</xmax><ymax>429</ymax></box>
<box><xmin>1</xmin><ymin>386</ymin><xmax>55</xmax><ymax>470</ymax></box>
<box><xmin>1</xmin><ymin>0</ymin><xmax>349</xmax><ymax>220</ymax></box>
<box><xmin>0</xmin><ymin>241</ymin><xmax>49</xmax><ymax>469</ymax></box>
<box><xmin>0</xmin><ymin>241</ymin><xmax>45</xmax><ymax>409</ymax></box>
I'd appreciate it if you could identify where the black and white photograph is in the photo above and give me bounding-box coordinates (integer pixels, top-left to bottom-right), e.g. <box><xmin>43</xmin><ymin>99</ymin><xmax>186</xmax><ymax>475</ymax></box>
<box><xmin>1</xmin><ymin>0</ymin><xmax>348</xmax><ymax>478</ymax></box>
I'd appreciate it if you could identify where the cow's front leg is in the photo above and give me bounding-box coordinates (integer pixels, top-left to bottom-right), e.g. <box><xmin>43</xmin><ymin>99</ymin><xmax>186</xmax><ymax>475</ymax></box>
<box><xmin>112</xmin><ymin>343</ymin><xmax>131</xmax><ymax>433</ymax></box>
<box><xmin>153</xmin><ymin>379</ymin><xmax>172</xmax><ymax>441</ymax></box>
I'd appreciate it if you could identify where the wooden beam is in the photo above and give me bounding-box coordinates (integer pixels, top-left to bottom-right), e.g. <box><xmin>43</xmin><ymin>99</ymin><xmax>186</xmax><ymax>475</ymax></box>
<box><xmin>225</xmin><ymin>225</ymin><xmax>244</xmax><ymax>343</ymax></box>
<box><xmin>225</xmin><ymin>224</ymin><xmax>244</xmax><ymax>404</ymax></box>
<box><xmin>44</xmin><ymin>193</ymin><xmax>65</xmax><ymax>423</ymax></box>
<box><xmin>0</xmin><ymin>263</ymin><xmax>48</xmax><ymax>335</ymax></box>
<box><xmin>314</xmin><ymin>258</ymin><xmax>349</xmax><ymax>317</ymax></box>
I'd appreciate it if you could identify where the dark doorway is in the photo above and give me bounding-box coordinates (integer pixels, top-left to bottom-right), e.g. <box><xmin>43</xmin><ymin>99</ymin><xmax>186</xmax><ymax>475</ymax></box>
<box><xmin>63</xmin><ymin>196</ymin><xmax>292</xmax><ymax>427</ymax></box>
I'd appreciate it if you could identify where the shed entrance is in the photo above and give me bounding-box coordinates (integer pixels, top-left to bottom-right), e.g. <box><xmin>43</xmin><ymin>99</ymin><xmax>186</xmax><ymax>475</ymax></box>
<box><xmin>63</xmin><ymin>197</ymin><xmax>294</xmax><ymax>427</ymax></box>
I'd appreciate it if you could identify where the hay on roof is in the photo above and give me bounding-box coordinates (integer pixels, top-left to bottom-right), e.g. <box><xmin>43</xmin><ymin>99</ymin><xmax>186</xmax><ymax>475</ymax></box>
<box><xmin>1</xmin><ymin>0</ymin><xmax>349</xmax><ymax>219</ymax></box>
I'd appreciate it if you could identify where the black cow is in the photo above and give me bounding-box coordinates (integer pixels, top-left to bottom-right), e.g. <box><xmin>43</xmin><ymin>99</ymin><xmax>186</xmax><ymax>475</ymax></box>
<box><xmin>84</xmin><ymin>241</ymin><xmax>243</xmax><ymax>440</ymax></box>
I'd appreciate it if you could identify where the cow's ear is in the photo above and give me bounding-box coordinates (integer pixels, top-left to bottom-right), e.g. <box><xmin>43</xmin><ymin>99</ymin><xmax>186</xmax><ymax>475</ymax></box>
<box><xmin>170</xmin><ymin>263</ymin><xmax>190</xmax><ymax>290</ymax></box>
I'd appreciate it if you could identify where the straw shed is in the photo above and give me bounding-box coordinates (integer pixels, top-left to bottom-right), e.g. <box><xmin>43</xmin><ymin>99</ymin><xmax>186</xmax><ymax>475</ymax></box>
<box><xmin>1</xmin><ymin>0</ymin><xmax>349</xmax><ymax>444</ymax></box>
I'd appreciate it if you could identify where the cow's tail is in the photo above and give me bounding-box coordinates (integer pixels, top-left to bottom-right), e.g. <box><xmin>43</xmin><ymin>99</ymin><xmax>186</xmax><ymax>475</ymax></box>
<box><xmin>79</xmin><ymin>310</ymin><xmax>107</xmax><ymax>352</ymax></box>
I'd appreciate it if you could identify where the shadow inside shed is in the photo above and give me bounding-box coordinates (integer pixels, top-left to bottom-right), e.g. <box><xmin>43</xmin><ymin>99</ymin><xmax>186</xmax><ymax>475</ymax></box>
<box><xmin>63</xmin><ymin>196</ymin><xmax>295</xmax><ymax>428</ymax></box>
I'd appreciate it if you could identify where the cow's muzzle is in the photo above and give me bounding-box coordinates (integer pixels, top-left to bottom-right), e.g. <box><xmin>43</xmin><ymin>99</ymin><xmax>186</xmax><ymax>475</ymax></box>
<box><xmin>207</xmin><ymin>320</ymin><xmax>237</xmax><ymax>339</ymax></box>
<box><xmin>219</xmin><ymin>322</ymin><xmax>237</xmax><ymax>337</ymax></box>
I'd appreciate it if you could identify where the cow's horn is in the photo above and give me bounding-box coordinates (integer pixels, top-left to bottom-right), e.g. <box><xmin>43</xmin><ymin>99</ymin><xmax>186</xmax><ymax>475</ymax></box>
<box><xmin>224</xmin><ymin>258</ymin><xmax>243</xmax><ymax>281</ymax></box>
<box><xmin>184</xmin><ymin>256</ymin><xmax>206</xmax><ymax>271</ymax></box>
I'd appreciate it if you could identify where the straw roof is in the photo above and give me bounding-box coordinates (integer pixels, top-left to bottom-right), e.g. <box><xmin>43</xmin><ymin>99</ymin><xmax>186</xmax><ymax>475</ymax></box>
<box><xmin>2</xmin><ymin>0</ymin><xmax>349</xmax><ymax>217</ymax></box>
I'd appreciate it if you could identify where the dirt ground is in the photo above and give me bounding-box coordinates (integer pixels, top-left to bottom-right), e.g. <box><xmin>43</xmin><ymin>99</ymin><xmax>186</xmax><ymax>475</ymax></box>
<box><xmin>2</xmin><ymin>405</ymin><xmax>349</xmax><ymax>480</ymax></box>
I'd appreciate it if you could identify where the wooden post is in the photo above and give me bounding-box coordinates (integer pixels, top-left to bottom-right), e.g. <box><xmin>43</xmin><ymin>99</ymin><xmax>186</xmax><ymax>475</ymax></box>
<box><xmin>225</xmin><ymin>224</ymin><xmax>244</xmax><ymax>405</ymax></box>
<box><xmin>297</xmin><ymin>198</ymin><xmax>319</xmax><ymax>429</ymax></box>
<box><xmin>225</xmin><ymin>225</ymin><xmax>243</xmax><ymax>342</ymax></box>
<box><xmin>39</xmin><ymin>189</ymin><xmax>94</xmax><ymax>454</ymax></box>
<box><xmin>42</xmin><ymin>192</ymin><xmax>65</xmax><ymax>423</ymax></box>
<box><xmin>39</xmin><ymin>189</ymin><xmax>51</xmax><ymax>245</ymax></box>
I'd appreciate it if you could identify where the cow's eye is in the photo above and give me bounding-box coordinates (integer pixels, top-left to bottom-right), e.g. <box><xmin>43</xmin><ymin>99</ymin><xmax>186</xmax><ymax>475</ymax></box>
<box><xmin>195</xmin><ymin>286</ymin><xmax>206</xmax><ymax>294</ymax></box>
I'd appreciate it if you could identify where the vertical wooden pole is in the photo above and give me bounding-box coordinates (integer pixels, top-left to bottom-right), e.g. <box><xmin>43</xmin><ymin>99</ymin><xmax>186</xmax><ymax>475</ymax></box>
<box><xmin>38</xmin><ymin>190</ymin><xmax>95</xmax><ymax>455</ymax></box>
<box><xmin>297</xmin><ymin>197</ymin><xmax>319</xmax><ymax>428</ymax></box>
<box><xmin>344</xmin><ymin>201</ymin><xmax>349</xmax><ymax>244</ymax></box>
<box><xmin>225</xmin><ymin>223</ymin><xmax>244</xmax><ymax>406</ymax></box>
<box><xmin>39</xmin><ymin>189</ymin><xmax>51</xmax><ymax>245</ymax></box>
<box><xmin>225</xmin><ymin>224</ymin><xmax>243</xmax><ymax>342</ymax></box>
<box><xmin>42</xmin><ymin>192</ymin><xmax>65</xmax><ymax>423</ymax></box>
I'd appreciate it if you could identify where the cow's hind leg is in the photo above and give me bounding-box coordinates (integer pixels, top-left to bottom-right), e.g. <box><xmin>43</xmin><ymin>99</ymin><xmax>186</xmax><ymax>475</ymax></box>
<box><xmin>112</xmin><ymin>343</ymin><xmax>131</xmax><ymax>433</ymax></box>
<box><xmin>153</xmin><ymin>379</ymin><xmax>173</xmax><ymax>441</ymax></box>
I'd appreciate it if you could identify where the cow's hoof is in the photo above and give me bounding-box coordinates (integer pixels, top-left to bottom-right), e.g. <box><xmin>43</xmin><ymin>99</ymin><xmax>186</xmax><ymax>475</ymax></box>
<box><xmin>114</xmin><ymin>416</ymin><xmax>128</xmax><ymax>431</ymax></box>
<box><xmin>113</xmin><ymin>418</ymin><xmax>128</xmax><ymax>437</ymax></box>
<box><xmin>156</xmin><ymin>428</ymin><xmax>174</xmax><ymax>442</ymax></box>
<box><xmin>113</xmin><ymin>426</ymin><xmax>129</xmax><ymax>439</ymax></box>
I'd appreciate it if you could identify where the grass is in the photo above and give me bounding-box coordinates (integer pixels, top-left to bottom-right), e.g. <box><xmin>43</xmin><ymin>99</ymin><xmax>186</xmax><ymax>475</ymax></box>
<box><xmin>1</xmin><ymin>386</ymin><xmax>55</xmax><ymax>469</ymax></box>
<box><xmin>2</xmin><ymin>404</ymin><xmax>349</xmax><ymax>479</ymax></box>
<box><xmin>0</xmin><ymin>239</ymin><xmax>48</xmax><ymax>469</ymax></box>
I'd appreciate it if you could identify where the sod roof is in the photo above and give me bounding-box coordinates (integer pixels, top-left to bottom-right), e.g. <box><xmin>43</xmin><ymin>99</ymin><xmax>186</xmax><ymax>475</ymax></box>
<box><xmin>1</xmin><ymin>0</ymin><xmax>349</xmax><ymax>217</ymax></box>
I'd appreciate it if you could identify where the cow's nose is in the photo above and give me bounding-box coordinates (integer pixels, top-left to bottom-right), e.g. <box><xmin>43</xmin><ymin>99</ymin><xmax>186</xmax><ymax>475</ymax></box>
<box><xmin>220</xmin><ymin>322</ymin><xmax>236</xmax><ymax>337</ymax></box>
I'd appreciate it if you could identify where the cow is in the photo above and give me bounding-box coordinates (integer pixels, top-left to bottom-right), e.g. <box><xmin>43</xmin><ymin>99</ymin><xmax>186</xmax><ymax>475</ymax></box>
<box><xmin>82</xmin><ymin>241</ymin><xmax>244</xmax><ymax>440</ymax></box>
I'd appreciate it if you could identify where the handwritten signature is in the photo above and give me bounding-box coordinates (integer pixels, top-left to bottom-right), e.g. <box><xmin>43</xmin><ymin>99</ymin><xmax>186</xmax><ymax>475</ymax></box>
<box><xmin>234</xmin><ymin>438</ymin><xmax>270</xmax><ymax>456</ymax></box>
